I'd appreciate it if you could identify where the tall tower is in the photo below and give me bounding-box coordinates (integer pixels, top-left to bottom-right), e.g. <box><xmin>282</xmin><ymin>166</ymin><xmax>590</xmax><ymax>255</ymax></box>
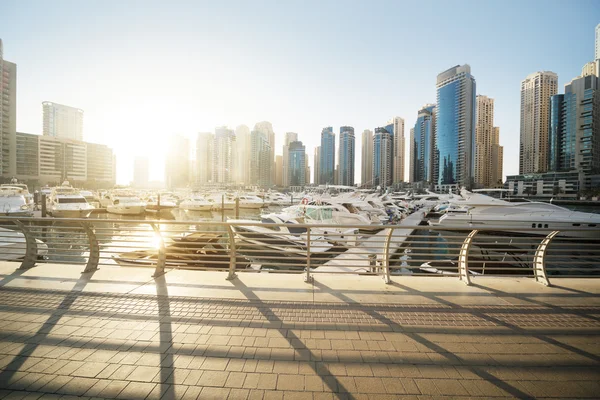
<box><xmin>338</xmin><ymin>126</ymin><xmax>355</xmax><ymax>186</ymax></box>
<box><xmin>595</xmin><ymin>23</ymin><xmax>600</xmax><ymax>61</ymax></box>
<box><xmin>313</xmin><ymin>146</ymin><xmax>320</xmax><ymax>185</ymax></box>
<box><xmin>0</xmin><ymin>39</ymin><xmax>17</xmax><ymax>178</ymax></box>
<box><xmin>282</xmin><ymin>132</ymin><xmax>298</xmax><ymax>187</ymax></box>
<box><xmin>519</xmin><ymin>71</ymin><xmax>558</xmax><ymax>174</ymax></box>
<box><xmin>436</xmin><ymin>64</ymin><xmax>476</xmax><ymax>188</ymax></box>
<box><xmin>213</xmin><ymin>127</ymin><xmax>235</xmax><ymax>184</ymax></box>
<box><xmin>411</xmin><ymin>104</ymin><xmax>436</xmax><ymax>185</ymax></box>
<box><xmin>361</xmin><ymin>129</ymin><xmax>373</xmax><ymax>187</ymax></box>
<box><xmin>475</xmin><ymin>95</ymin><xmax>495</xmax><ymax>187</ymax></box>
<box><xmin>288</xmin><ymin>141</ymin><xmax>306</xmax><ymax>187</ymax></box>
<box><xmin>388</xmin><ymin>117</ymin><xmax>405</xmax><ymax>184</ymax></box>
<box><xmin>319</xmin><ymin>127</ymin><xmax>335</xmax><ymax>184</ymax></box>
<box><xmin>250</xmin><ymin>129</ymin><xmax>271</xmax><ymax>187</ymax></box>
<box><xmin>165</xmin><ymin>134</ymin><xmax>190</xmax><ymax>189</ymax></box>
<box><xmin>234</xmin><ymin>125</ymin><xmax>251</xmax><ymax>184</ymax></box>
<box><xmin>253</xmin><ymin>122</ymin><xmax>275</xmax><ymax>185</ymax></box>
<box><xmin>196</xmin><ymin>132</ymin><xmax>214</xmax><ymax>184</ymax></box>
<box><xmin>373</xmin><ymin>127</ymin><xmax>393</xmax><ymax>188</ymax></box>
<box><xmin>43</xmin><ymin>102</ymin><xmax>84</xmax><ymax>141</ymax></box>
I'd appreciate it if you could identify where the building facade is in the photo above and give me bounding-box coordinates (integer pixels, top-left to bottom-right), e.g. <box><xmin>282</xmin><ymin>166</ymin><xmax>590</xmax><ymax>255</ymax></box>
<box><xmin>288</xmin><ymin>141</ymin><xmax>306</xmax><ymax>187</ymax></box>
<box><xmin>372</xmin><ymin>127</ymin><xmax>393</xmax><ymax>188</ymax></box>
<box><xmin>361</xmin><ymin>129</ymin><xmax>373</xmax><ymax>187</ymax></box>
<box><xmin>165</xmin><ymin>134</ymin><xmax>190</xmax><ymax>189</ymax></box>
<box><xmin>388</xmin><ymin>117</ymin><xmax>405</xmax><ymax>184</ymax></box>
<box><xmin>411</xmin><ymin>104</ymin><xmax>436</xmax><ymax>186</ymax></box>
<box><xmin>338</xmin><ymin>126</ymin><xmax>355</xmax><ymax>186</ymax></box>
<box><xmin>196</xmin><ymin>132</ymin><xmax>214</xmax><ymax>185</ymax></box>
<box><xmin>15</xmin><ymin>132</ymin><xmax>39</xmax><ymax>180</ymax></box>
<box><xmin>519</xmin><ymin>71</ymin><xmax>558</xmax><ymax>174</ymax></box>
<box><xmin>0</xmin><ymin>39</ymin><xmax>17</xmax><ymax>179</ymax></box>
<box><xmin>212</xmin><ymin>127</ymin><xmax>235</xmax><ymax>184</ymax></box>
<box><xmin>436</xmin><ymin>64</ymin><xmax>476</xmax><ymax>189</ymax></box>
<box><xmin>474</xmin><ymin>95</ymin><xmax>503</xmax><ymax>187</ymax></box>
<box><xmin>254</xmin><ymin>122</ymin><xmax>275</xmax><ymax>185</ymax></box>
<box><xmin>282</xmin><ymin>132</ymin><xmax>298</xmax><ymax>187</ymax></box>
<box><xmin>319</xmin><ymin>127</ymin><xmax>335</xmax><ymax>184</ymax></box>
<box><xmin>234</xmin><ymin>125</ymin><xmax>251</xmax><ymax>184</ymax></box>
<box><xmin>313</xmin><ymin>146</ymin><xmax>320</xmax><ymax>185</ymax></box>
<box><xmin>42</xmin><ymin>102</ymin><xmax>84</xmax><ymax>141</ymax></box>
<box><xmin>250</xmin><ymin>129</ymin><xmax>271</xmax><ymax>187</ymax></box>
<box><xmin>86</xmin><ymin>142</ymin><xmax>115</xmax><ymax>188</ymax></box>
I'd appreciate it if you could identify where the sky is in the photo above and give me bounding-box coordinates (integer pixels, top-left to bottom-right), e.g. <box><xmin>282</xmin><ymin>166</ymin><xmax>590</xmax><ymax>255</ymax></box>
<box><xmin>1</xmin><ymin>0</ymin><xmax>599</xmax><ymax>185</ymax></box>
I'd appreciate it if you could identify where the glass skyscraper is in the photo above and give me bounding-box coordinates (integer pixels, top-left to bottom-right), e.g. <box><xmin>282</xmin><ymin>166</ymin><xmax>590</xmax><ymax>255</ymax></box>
<box><xmin>435</xmin><ymin>65</ymin><xmax>476</xmax><ymax>188</ymax></box>
<box><xmin>288</xmin><ymin>140</ymin><xmax>306</xmax><ymax>186</ymax></box>
<box><xmin>412</xmin><ymin>104</ymin><xmax>436</xmax><ymax>185</ymax></box>
<box><xmin>250</xmin><ymin>129</ymin><xmax>271</xmax><ymax>187</ymax></box>
<box><xmin>373</xmin><ymin>127</ymin><xmax>393</xmax><ymax>188</ymax></box>
<box><xmin>338</xmin><ymin>126</ymin><xmax>355</xmax><ymax>186</ymax></box>
<box><xmin>319</xmin><ymin>127</ymin><xmax>335</xmax><ymax>184</ymax></box>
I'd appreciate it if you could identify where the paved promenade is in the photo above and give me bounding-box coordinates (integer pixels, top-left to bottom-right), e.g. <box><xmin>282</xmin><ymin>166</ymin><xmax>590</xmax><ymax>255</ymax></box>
<box><xmin>0</xmin><ymin>262</ymin><xmax>599</xmax><ymax>399</ymax></box>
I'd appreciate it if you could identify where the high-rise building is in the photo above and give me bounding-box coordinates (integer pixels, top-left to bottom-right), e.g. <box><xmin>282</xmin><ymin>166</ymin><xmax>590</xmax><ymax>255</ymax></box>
<box><xmin>411</xmin><ymin>104</ymin><xmax>436</xmax><ymax>185</ymax></box>
<box><xmin>474</xmin><ymin>96</ymin><xmax>502</xmax><ymax>187</ymax></box>
<box><xmin>196</xmin><ymin>132</ymin><xmax>214</xmax><ymax>184</ymax></box>
<box><xmin>491</xmin><ymin>127</ymin><xmax>503</xmax><ymax>187</ymax></box>
<box><xmin>388</xmin><ymin>117</ymin><xmax>405</xmax><ymax>184</ymax></box>
<box><xmin>282</xmin><ymin>132</ymin><xmax>298</xmax><ymax>187</ymax></box>
<box><xmin>595</xmin><ymin>23</ymin><xmax>600</xmax><ymax>61</ymax></box>
<box><xmin>305</xmin><ymin>153</ymin><xmax>311</xmax><ymax>185</ymax></box>
<box><xmin>212</xmin><ymin>127</ymin><xmax>235</xmax><ymax>184</ymax></box>
<box><xmin>42</xmin><ymin>102</ymin><xmax>84</xmax><ymax>141</ymax></box>
<box><xmin>234</xmin><ymin>125</ymin><xmax>251</xmax><ymax>184</ymax></box>
<box><xmin>0</xmin><ymin>39</ymin><xmax>17</xmax><ymax>178</ymax></box>
<box><xmin>86</xmin><ymin>142</ymin><xmax>116</xmax><ymax>188</ymax></box>
<box><xmin>165</xmin><ymin>134</ymin><xmax>190</xmax><ymax>188</ymax></box>
<box><xmin>519</xmin><ymin>71</ymin><xmax>558</xmax><ymax>174</ymax></box>
<box><xmin>338</xmin><ymin>126</ymin><xmax>355</xmax><ymax>186</ymax></box>
<box><xmin>15</xmin><ymin>132</ymin><xmax>39</xmax><ymax>180</ymax></box>
<box><xmin>314</xmin><ymin>146</ymin><xmax>320</xmax><ymax>185</ymax></box>
<box><xmin>361</xmin><ymin>129</ymin><xmax>373</xmax><ymax>187</ymax></box>
<box><xmin>254</xmin><ymin>122</ymin><xmax>275</xmax><ymax>184</ymax></box>
<box><xmin>133</xmin><ymin>156</ymin><xmax>149</xmax><ymax>188</ymax></box>
<box><xmin>582</xmin><ymin>60</ymin><xmax>599</xmax><ymax>78</ymax></box>
<box><xmin>288</xmin><ymin>141</ymin><xmax>306</xmax><ymax>187</ymax></box>
<box><xmin>409</xmin><ymin>128</ymin><xmax>415</xmax><ymax>184</ymax></box>
<box><xmin>436</xmin><ymin>64</ymin><xmax>476</xmax><ymax>188</ymax></box>
<box><xmin>250</xmin><ymin>129</ymin><xmax>271</xmax><ymax>187</ymax></box>
<box><xmin>549</xmin><ymin>74</ymin><xmax>600</xmax><ymax>174</ymax></box>
<box><xmin>275</xmin><ymin>155</ymin><xmax>283</xmax><ymax>186</ymax></box>
<box><xmin>372</xmin><ymin>127</ymin><xmax>393</xmax><ymax>188</ymax></box>
<box><xmin>319</xmin><ymin>127</ymin><xmax>335</xmax><ymax>184</ymax></box>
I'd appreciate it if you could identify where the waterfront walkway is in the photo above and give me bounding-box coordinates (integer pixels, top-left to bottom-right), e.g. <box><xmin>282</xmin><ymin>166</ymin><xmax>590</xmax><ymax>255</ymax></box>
<box><xmin>0</xmin><ymin>262</ymin><xmax>599</xmax><ymax>399</ymax></box>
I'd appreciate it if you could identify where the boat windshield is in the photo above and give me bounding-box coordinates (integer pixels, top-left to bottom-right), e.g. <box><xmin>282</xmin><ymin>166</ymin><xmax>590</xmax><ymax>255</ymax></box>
<box><xmin>58</xmin><ymin>198</ymin><xmax>88</xmax><ymax>204</ymax></box>
<box><xmin>305</xmin><ymin>206</ymin><xmax>333</xmax><ymax>221</ymax></box>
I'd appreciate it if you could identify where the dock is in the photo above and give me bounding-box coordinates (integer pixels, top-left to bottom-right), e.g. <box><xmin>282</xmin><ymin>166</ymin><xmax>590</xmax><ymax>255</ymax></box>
<box><xmin>319</xmin><ymin>211</ymin><xmax>426</xmax><ymax>272</ymax></box>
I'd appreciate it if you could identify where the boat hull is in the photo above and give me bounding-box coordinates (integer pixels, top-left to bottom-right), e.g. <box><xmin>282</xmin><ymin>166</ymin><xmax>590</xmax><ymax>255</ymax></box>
<box><xmin>106</xmin><ymin>205</ymin><xmax>146</xmax><ymax>215</ymax></box>
<box><xmin>48</xmin><ymin>209</ymin><xmax>93</xmax><ymax>218</ymax></box>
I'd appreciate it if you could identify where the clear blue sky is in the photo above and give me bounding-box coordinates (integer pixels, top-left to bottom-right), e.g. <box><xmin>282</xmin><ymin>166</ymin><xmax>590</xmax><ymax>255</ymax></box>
<box><xmin>1</xmin><ymin>0</ymin><xmax>598</xmax><ymax>184</ymax></box>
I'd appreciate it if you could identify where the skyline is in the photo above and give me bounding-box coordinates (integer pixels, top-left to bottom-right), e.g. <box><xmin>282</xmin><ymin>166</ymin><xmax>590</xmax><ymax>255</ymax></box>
<box><xmin>1</xmin><ymin>1</ymin><xmax>599</xmax><ymax>185</ymax></box>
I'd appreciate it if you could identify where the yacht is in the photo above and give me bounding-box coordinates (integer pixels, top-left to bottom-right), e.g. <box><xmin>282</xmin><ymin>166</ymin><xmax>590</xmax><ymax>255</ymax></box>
<box><xmin>0</xmin><ymin>186</ymin><xmax>34</xmax><ymax>217</ymax></box>
<box><xmin>47</xmin><ymin>183</ymin><xmax>95</xmax><ymax>218</ymax></box>
<box><xmin>208</xmin><ymin>194</ymin><xmax>236</xmax><ymax>211</ymax></box>
<box><xmin>1</xmin><ymin>180</ymin><xmax>33</xmax><ymax>205</ymax></box>
<box><xmin>237</xmin><ymin>195</ymin><xmax>266</xmax><ymax>209</ymax></box>
<box><xmin>179</xmin><ymin>195</ymin><xmax>213</xmax><ymax>211</ymax></box>
<box><xmin>79</xmin><ymin>190</ymin><xmax>100</xmax><ymax>208</ymax></box>
<box><xmin>0</xmin><ymin>227</ymin><xmax>48</xmax><ymax>261</ymax></box>
<box><xmin>284</xmin><ymin>201</ymin><xmax>382</xmax><ymax>229</ymax></box>
<box><xmin>106</xmin><ymin>190</ymin><xmax>147</xmax><ymax>215</ymax></box>
<box><xmin>146</xmin><ymin>194</ymin><xmax>178</xmax><ymax>212</ymax></box>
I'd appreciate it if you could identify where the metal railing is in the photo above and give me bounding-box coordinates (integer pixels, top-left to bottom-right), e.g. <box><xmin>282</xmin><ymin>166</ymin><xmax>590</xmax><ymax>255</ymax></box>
<box><xmin>0</xmin><ymin>216</ymin><xmax>599</xmax><ymax>286</ymax></box>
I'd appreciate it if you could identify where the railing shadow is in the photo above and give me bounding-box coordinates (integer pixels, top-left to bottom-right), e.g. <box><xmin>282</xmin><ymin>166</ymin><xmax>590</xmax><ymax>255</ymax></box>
<box><xmin>231</xmin><ymin>278</ymin><xmax>356</xmax><ymax>399</ymax></box>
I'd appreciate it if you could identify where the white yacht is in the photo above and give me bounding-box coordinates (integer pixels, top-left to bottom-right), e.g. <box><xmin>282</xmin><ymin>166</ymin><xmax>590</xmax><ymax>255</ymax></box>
<box><xmin>284</xmin><ymin>201</ymin><xmax>381</xmax><ymax>229</ymax></box>
<box><xmin>1</xmin><ymin>180</ymin><xmax>33</xmax><ymax>205</ymax></box>
<box><xmin>179</xmin><ymin>195</ymin><xmax>213</xmax><ymax>211</ymax></box>
<box><xmin>146</xmin><ymin>194</ymin><xmax>177</xmax><ymax>212</ymax></box>
<box><xmin>106</xmin><ymin>190</ymin><xmax>146</xmax><ymax>215</ymax></box>
<box><xmin>47</xmin><ymin>183</ymin><xmax>95</xmax><ymax>218</ymax></box>
<box><xmin>237</xmin><ymin>195</ymin><xmax>266</xmax><ymax>209</ymax></box>
<box><xmin>79</xmin><ymin>190</ymin><xmax>100</xmax><ymax>208</ymax></box>
<box><xmin>0</xmin><ymin>187</ymin><xmax>34</xmax><ymax>217</ymax></box>
<box><xmin>208</xmin><ymin>194</ymin><xmax>236</xmax><ymax>211</ymax></box>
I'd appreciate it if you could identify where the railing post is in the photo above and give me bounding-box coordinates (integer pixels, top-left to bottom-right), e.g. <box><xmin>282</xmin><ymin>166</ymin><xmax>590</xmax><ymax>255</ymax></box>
<box><xmin>382</xmin><ymin>228</ymin><xmax>393</xmax><ymax>284</ymax></box>
<box><xmin>304</xmin><ymin>227</ymin><xmax>312</xmax><ymax>283</ymax></box>
<box><xmin>226</xmin><ymin>225</ymin><xmax>237</xmax><ymax>280</ymax></box>
<box><xmin>533</xmin><ymin>230</ymin><xmax>558</xmax><ymax>287</ymax></box>
<box><xmin>80</xmin><ymin>222</ymin><xmax>100</xmax><ymax>273</ymax></box>
<box><xmin>14</xmin><ymin>221</ymin><xmax>37</xmax><ymax>270</ymax></box>
<box><xmin>458</xmin><ymin>229</ymin><xmax>478</xmax><ymax>285</ymax></box>
<box><xmin>368</xmin><ymin>253</ymin><xmax>377</xmax><ymax>273</ymax></box>
<box><xmin>150</xmin><ymin>223</ymin><xmax>166</xmax><ymax>277</ymax></box>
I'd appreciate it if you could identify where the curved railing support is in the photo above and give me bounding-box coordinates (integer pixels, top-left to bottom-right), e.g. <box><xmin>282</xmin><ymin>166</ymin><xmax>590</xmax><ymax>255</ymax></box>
<box><xmin>533</xmin><ymin>230</ymin><xmax>558</xmax><ymax>287</ymax></box>
<box><xmin>226</xmin><ymin>225</ymin><xmax>237</xmax><ymax>281</ymax></box>
<box><xmin>150</xmin><ymin>224</ymin><xmax>166</xmax><ymax>278</ymax></box>
<box><xmin>304</xmin><ymin>228</ymin><xmax>313</xmax><ymax>283</ymax></box>
<box><xmin>458</xmin><ymin>230</ymin><xmax>478</xmax><ymax>286</ymax></box>
<box><xmin>80</xmin><ymin>222</ymin><xmax>100</xmax><ymax>273</ymax></box>
<box><xmin>14</xmin><ymin>221</ymin><xmax>37</xmax><ymax>270</ymax></box>
<box><xmin>382</xmin><ymin>228</ymin><xmax>394</xmax><ymax>284</ymax></box>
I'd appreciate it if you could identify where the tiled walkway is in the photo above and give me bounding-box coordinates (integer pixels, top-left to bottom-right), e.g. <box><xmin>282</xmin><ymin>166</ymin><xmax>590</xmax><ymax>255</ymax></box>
<box><xmin>0</xmin><ymin>263</ymin><xmax>599</xmax><ymax>399</ymax></box>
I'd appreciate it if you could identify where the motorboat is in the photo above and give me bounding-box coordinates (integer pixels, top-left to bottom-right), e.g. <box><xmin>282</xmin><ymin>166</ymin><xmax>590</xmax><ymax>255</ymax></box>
<box><xmin>284</xmin><ymin>201</ymin><xmax>381</xmax><ymax>229</ymax></box>
<box><xmin>237</xmin><ymin>195</ymin><xmax>266</xmax><ymax>209</ymax></box>
<box><xmin>179</xmin><ymin>195</ymin><xmax>213</xmax><ymax>211</ymax></box>
<box><xmin>47</xmin><ymin>183</ymin><xmax>95</xmax><ymax>218</ymax></box>
<box><xmin>146</xmin><ymin>195</ymin><xmax>178</xmax><ymax>212</ymax></box>
<box><xmin>113</xmin><ymin>232</ymin><xmax>250</xmax><ymax>269</ymax></box>
<box><xmin>0</xmin><ymin>227</ymin><xmax>48</xmax><ymax>261</ymax></box>
<box><xmin>0</xmin><ymin>187</ymin><xmax>34</xmax><ymax>217</ymax></box>
<box><xmin>79</xmin><ymin>190</ymin><xmax>101</xmax><ymax>208</ymax></box>
<box><xmin>208</xmin><ymin>194</ymin><xmax>236</xmax><ymax>211</ymax></box>
<box><xmin>267</xmin><ymin>192</ymin><xmax>293</xmax><ymax>206</ymax></box>
<box><xmin>1</xmin><ymin>180</ymin><xmax>33</xmax><ymax>205</ymax></box>
<box><xmin>106</xmin><ymin>190</ymin><xmax>147</xmax><ymax>215</ymax></box>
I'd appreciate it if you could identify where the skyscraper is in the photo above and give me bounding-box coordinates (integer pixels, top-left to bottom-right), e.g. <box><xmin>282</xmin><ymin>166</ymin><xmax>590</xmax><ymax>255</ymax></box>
<box><xmin>234</xmin><ymin>125</ymin><xmax>251</xmax><ymax>184</ymax></box>
<box><xmin>213</xmin><ymin>127</ymin><xmax>235</xmax><ymax>184</ymax></box>
<box><xmin>595</xmin><ymin>23</ymin><xmax>600</xmax><ymax>61</ymax></box>
<box><xmin>519</xmin><ymin>71</ymin><xmax>558</xmax><ymax>174</ymax></box>
<box><xmin>319</xmin><ymin>127</ymin><xmax>335</xmax><ymax>184</ymax></box>
<box><xmin>474</xmin><ymin>96</ymin><xmax>502</xmax><ymax>187</ymax></box>
<box><xmin>282</xmin><ymin>132</ymin><xmax>298</xmax><ymax>187</ymax></box>
<box><xmin>549</xmin><ymin>74</ymin><xmax>600</xmax><ymax>174</ymax></box>
<box><xmin>254</xmin><ymin>122</ymin><xmax>275</xmax><ymax>184</ymax></box>
<box><xmin>411</xmin><ymin>104</ymin><xmax>436</xmax><ymax>185</ymax></box>
<box><xmin>196</xmin><ymin>132</ymin><xmax>214</xmax><ymax>184</ymax></box>
<box><xmin>42</xmin><ymin>102</ymin><xmax>84</xmax><ymax>141</ymax></box>
<box><xmin>491</xmin><ymin>127</ymin><xmax>503</xmax><ymax>186</ymax></box>
<box><xmin>250</xmin><ymin>129</ymin><xmax>271</xmax><ymax>187</ymax></box>
<box><xmin>314</xmin><ymin>146</ymin><xmax>320</xmax><ymax>185</ymax></box>
<box><xmin>436</xmin><ymin>64</ymin><xmax>476</xmax><ymax>188</ymax></box>
<box><xmin>388</xmin><ymin>117</ymin><xmax>405</xmax><ymax>184</ymax></box>
<box><xmin>165</xmin><ymin>134</ymin><xmax>190</xmax><ymax>188</ymax></box>
<box><xmin>338</xmin><ymin>126</ymin><xmax>355</xmax><ymax>186</ymax></box>
<box><xmin>373</xmin><ymin>127</ymin><xmax>393</xmax><ymax>188</ymax></box>
<box><xmin>361</xmin><ymin>129</ymin><xmax>373</xmax><ymax>187</ymax></box>
<box><xmin>133</xmin><ymin>156</ymin><xmax>149</xmax><ymax>188</ymax></box>
<box><xmin>0</xmin><ymin>39</ymin><xmax>17</xmax><ymax>178</ymax></box>
<box><xmin>288</xmin><ymin>141</ymin><xmax>306</xmax><ymax>187</ymax></box>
